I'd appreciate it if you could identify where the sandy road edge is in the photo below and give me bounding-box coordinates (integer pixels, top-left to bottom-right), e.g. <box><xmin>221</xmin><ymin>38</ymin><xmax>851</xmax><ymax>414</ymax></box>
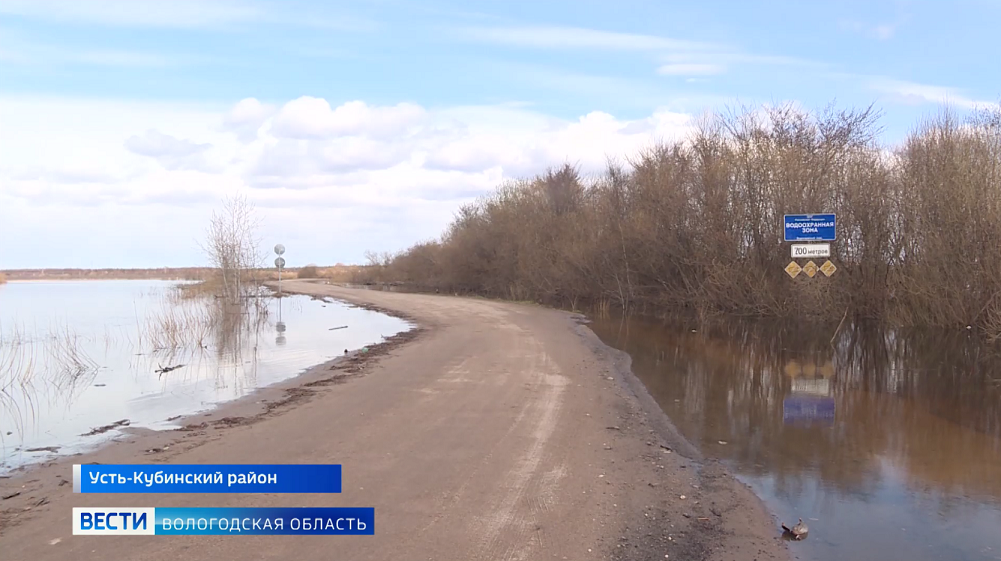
<box><xmin>297</xmin><ymin>281</ymin><xmax>791</xmax><ymax>560</ymax></box>
<box><xmin>272</xmin><ymin>281</ymin><xmax>791</xmax><ymax>561</ymax></box>
<box><xmin>566</xmin><ymin>316</ymin><xmax>791</xmax><ymax>560</ymax></box>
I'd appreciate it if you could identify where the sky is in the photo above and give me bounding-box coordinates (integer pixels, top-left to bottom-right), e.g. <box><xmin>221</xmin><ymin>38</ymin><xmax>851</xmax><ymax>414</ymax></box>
<box><xmin>0</xmin><ymin>0</ymin><xmax>999</xmax><ymax>269</ymax></box>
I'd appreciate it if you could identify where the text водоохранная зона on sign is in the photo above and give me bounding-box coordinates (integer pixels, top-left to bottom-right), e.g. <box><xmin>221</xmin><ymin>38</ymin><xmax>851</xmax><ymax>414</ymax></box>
<box><xmin>784</xmin><ymin>214</ymin><xmax>836</xmax><ymax>242</ymax></box>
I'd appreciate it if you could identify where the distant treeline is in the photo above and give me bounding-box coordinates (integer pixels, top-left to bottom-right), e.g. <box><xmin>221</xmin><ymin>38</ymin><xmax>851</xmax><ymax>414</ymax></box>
<box><xmin>2</xmin><ymin>268</ymin><xmax>214</xmax><ymax>281</ymax></box>
<box><xmin>2</xmin><ymin>265</ymin><xmax>364</xmax><ymax>283</ymax></box>
<box><xmin>357</xmin><ymin>104</ymin><xmax>1001</xmax><ymax>339</ymax></box>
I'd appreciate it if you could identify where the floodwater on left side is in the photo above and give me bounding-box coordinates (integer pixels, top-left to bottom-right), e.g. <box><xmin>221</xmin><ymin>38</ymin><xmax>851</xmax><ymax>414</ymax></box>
<box><xmin>0</xmin><ymin>280</ymin><xmax>412</xmax><ymax>474</ymax></box>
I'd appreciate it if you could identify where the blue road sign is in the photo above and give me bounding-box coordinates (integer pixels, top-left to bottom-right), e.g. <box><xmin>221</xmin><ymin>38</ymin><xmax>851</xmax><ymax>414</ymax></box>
<box><xmin>784</xmin><ymin>214</ymin><xmax>836</xmax><ymax>242</ymax></box>
<box><xmin>783</xmin><ymin>395</ymin><xmax>835</xmax><ymax>425</ymax></box>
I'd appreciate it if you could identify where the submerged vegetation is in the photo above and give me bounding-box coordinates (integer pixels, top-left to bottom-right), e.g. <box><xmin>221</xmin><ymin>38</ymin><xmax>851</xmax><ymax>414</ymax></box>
<box><xmin>359</xmin><ymin>104</ymin><xmax>1001</xmax><ymax>337</ymax></box>
<box><xmin>2</xmin><ymin>195</ymin><xmax>276</xmax><ymax>443</ymax></box>
<box><xmin>0</xmin><ymin>322</ymin><xmax>102</xmax><ymax>440</ymax></box>
<box><xmin>140</xmin><ymin>286</ymin><xmax>271</xmax><ymax>356</ymax></box>
<box><xmin>0</xmin><ymin>287</ymin><xmax>273</xmax><ymax>444</ymax></box>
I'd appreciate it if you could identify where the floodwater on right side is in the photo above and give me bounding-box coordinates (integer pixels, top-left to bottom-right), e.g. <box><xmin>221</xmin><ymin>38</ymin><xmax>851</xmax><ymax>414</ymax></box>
<box><xmin>588</xmin><ymin>316</ymin><xmax>1001</xmax><ymax>561</ymax></box>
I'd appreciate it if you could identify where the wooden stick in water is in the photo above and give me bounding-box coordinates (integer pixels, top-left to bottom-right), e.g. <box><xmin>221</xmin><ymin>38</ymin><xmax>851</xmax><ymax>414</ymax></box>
<box><xmin>830</xmin><ymin>306</ymin><xmax>849</xmax><ymax>346</ymax></box>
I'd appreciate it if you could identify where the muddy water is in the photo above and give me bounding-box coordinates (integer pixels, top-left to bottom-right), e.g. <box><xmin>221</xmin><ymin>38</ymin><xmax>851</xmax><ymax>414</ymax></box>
<box><xmin>0</xmin><ymin>280</ymin><xmax>411</xmax><ymax>474</ymax></box>
<box><xmin>589</xmin><ymin>316</ymin><xmax>1001</xmax><ymax>561</ymax></box>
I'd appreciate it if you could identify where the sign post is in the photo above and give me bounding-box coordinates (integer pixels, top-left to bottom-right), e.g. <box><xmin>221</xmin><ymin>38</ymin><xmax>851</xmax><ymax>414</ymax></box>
<box><xmin>274</xmin><ymin>244</ymin><xmax>286</xmax><ymax>296</ymax></box>
<box><xmin>274</xmin><ymin>244</ymin><xmax>287</xmax><ymax>341</ymax></box>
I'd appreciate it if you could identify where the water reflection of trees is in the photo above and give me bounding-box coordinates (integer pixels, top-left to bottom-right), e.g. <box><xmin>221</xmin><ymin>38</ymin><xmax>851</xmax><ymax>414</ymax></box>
<box><xmin>591</xmin><ymin>318</ymin><xmax>1001</xmax><ymax>503</ymax></box>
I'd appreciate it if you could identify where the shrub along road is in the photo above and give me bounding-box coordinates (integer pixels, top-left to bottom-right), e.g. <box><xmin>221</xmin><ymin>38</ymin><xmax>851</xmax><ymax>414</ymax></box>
<box><xmin>0</xmin><ymin>280</ymin><xmax>786</xmax><ymax>561</ymax></box>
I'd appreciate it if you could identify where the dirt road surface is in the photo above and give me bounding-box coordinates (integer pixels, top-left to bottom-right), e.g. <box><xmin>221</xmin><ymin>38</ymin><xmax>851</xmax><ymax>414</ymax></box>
<box><xmin>0</xmin><ymin>281</ymin><xmax>788</xmax><ymax>561</ymax></box>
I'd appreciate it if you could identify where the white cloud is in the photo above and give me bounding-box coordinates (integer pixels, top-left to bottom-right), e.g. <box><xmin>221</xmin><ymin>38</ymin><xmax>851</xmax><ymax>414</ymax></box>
<box><xmin>423</xmin><ymin>137</ymin><xmax>531</xmax><ymax>174</ymax></box>
<box><xmin>456</xmin><ymin>24</ymin><xmax>823</xmax><ymax>80</ymax></box>
<box><xmin>0</xmin><ymin>95</ymin><xmax>695</xmax><ymax>267</ymax></box>
<box><xmin>0</xmin><ymin>95</ymin><xmax>226</xmax><ymax>171</ymax></box>
<box><xmin>270</xmin><ymin>98</ymin><xmax>429</xmax><ymax>140</ymax></box>
<box><xmin>66</xmin><ymin>49</ymin><xmax>179</xmax><ymax>67</ymax></box>
<box><xmin>0</xmin><ymin>1</ymin><xmax>377</xmax><ymax>32</ymax></box>
<box><xmin>252</xmin><ymin>137</ymin><xmax>416</xmax><ymax>180</ymax></box>
<box><xmin>873</xmin><ymin>24</ymin><xmax>896</xmax><ymax>40</ymax></box>
<box><xmin>657</xmin><ymin>63</ymin><xmax>726</xmax><ymax>76</ymax></box>
<box><xmin>124</xmin><ymin>130</ymin><xmax>217</xmax><ymax>171</ymax></box>
<box><xmin>840</xmin><ymin>20</ymin><xmax>898</xmax><ymax>40</ymax></box>
<box><xmin>0</xmin><ymin>29</ymin><xmax>194</xmax><ymax>67</ymax></box>
<box><xmin>222</xmin><ymin>98</ymin><xmax>276</xmax><ymax>141</ymax></box>
<box><xmin>0</xmin><ymin>0</ymin><xmax>263</xmax><ymax>28</ymax></box>
<box><xmin>125</xmin><ymin>130</ymin><xmax>209</xmax><ymax>158</ymax></box>
<box><xmin>657</xmin><ymin>51</ymin><xmax>820</xmax><ymax>73</ymax></box>
<box><xmin>454</xmin><ymin>25</ymin><xmax>715</xmax><ymax>51</ymax></box>
<box><xmin>868</xmin><ymin>78</ymin><xmax>997</xmax><ymax>109</ymax></box>
<box><xmin>484</xmin><ymin>61</ymin><xmax>692</xmax><ymax>109</ymax></box>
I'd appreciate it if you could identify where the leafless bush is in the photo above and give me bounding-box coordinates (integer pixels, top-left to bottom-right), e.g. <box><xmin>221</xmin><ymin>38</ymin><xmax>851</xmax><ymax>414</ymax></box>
<box><xmin>200</xmin><ymin>194</ymin><xmax>266</xmax><ymax>302</ymax></box>
<box><xmin>369</xmin><ymin>103</ymin><xmax>1001</xmax><ymax>334</ymax></box>
<box><xmin>297</xmin><ymin>264</ymin><xmax>320</xmax><ymax>278</ymax></box>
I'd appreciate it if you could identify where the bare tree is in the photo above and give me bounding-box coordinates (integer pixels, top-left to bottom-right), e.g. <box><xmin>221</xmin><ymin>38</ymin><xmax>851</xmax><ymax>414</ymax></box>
<box><xmin>353</xmin><ymin>103</ymin><xmax>1001</xmax><ymax>337</ymax></box>
<box><xmin>201</xmin><ymin>194</ymin><xmax>265</xmax><ymax>302</ymax></box>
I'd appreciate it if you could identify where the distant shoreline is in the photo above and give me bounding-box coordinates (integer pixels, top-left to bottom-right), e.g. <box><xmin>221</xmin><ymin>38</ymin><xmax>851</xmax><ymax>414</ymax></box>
<box><xmin>0</xmin><ymin>265</ymin><xmax>364</xmax><ymax>283</ymax></box>
<box><xmin>1</xmin><ymin>278</ymin><xmax>198</xmax><ymax>283</ymax></box>
<box><xmin>0</xmin><ymin>268</ymin><xmax>212</xmax><ymax>282</ymax></box>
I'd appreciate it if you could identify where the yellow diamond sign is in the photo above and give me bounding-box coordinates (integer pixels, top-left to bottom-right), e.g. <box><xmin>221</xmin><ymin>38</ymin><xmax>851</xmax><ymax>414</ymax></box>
<box><xmin>803</xmin><ymin>260</ymin><xmax>818</xmax><ymax>278</ymax></box>
<box><xmin>785</xmin><ymin>261</ymin><xmax>803</xmax><ymax>278</ymax></box>
<box><xmin>820</xmin><ymin>260</ymin><xmax>837</xmax><ymax>277</ymax></box>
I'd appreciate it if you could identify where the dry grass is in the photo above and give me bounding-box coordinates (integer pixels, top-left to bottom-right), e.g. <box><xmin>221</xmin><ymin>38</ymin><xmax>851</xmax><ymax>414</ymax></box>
<box><xmin>362</xmin><ymin>103</ymin><xmax>1001</xmax><ymax>338</ymax></box>
<box><xmin>259</xmin><ymin>269</ymin><xmax>295</xmax><ymax>281</ymax></box>
<box><xmin>259</xmin><ymin>264</ymin><xmax>362</xmax><ymax>283</ymax></box>
<box><xmin>178</xmin><ymin>269</ymin><xmax>280</xmax><ymax>298</ymax></box>
<box><xmin>0</xmin><ymin>272</ymin><xmax>7</xmax><ymax>284</ymax></box>
<box><xmin>318</xmin><ymin>265</ymin><xmax>364</xmax><ymax>282</ymax></box>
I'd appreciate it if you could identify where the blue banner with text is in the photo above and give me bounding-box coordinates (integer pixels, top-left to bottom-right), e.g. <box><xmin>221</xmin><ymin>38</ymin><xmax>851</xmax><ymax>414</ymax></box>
<box><xmin>73</xmin><ymin>464</ymin><xmax>342</xmax><ymax>493</ymax></box>
<box><xmin>72</xmin><ymin>507</ymin><xmax>373</xmax><ymax>535</ymax></box>
<box><xmin>784</xmin><ymin>213</ymin><xmax>836</xmax><ymax>242</ymax></box>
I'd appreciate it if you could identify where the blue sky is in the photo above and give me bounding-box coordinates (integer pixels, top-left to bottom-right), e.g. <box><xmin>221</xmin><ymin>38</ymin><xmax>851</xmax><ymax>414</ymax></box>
<box><xmin>0</xmin><ymin>0</ymin><xmax>998</xmax><ymax>268</ymax></box>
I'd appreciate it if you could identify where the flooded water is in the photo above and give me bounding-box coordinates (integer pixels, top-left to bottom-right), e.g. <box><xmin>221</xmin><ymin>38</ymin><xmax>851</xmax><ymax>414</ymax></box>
<box><xmin>589</xmin><ymin>316</ymin><xmax>1001</xmax><ymax>561</ymax></box>
<box><xmin>0</xmin><ymin>280</ymin><xmax>411</xmax><ymax>474</ymax></box>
